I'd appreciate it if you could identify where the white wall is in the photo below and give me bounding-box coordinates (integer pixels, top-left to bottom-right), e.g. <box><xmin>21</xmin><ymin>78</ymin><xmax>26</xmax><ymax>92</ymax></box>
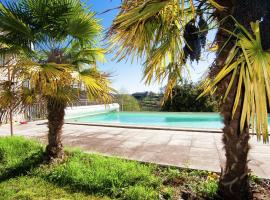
<box><xmin>65</xmin><ymin>103</ymin><xmax>120</xmax><ymax>119</ymax></box>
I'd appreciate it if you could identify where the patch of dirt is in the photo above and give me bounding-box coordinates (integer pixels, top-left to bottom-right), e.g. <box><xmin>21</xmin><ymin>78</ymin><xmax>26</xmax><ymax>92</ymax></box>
<box><xmin>157</xmin><ymin>167</ymin><xmax>270</xmax><ymax>200</ymax></box>
<box><xmin>251</xmin><ymin>179</ymin><xmax>270</xmax><ymax>200</ymax></box>
<box><xmin>176</xmin><ymin>179</ymin><xmax>270</xmax><ymax>200</ymax></box>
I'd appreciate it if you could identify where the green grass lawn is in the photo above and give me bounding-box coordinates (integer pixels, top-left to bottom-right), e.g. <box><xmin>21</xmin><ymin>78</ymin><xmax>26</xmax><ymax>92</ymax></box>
<box><xmin>0</xmin><ymin>176</ymin><xmax>108</xmax><ymax>200</ymax></box>
<box><xmin>0</xmin><ymin>136</ymin><xmax>220</xmax><ymax>200</ymax></box>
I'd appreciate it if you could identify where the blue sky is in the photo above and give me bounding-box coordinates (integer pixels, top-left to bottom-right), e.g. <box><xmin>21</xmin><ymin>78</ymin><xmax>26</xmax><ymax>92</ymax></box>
<box><xmin>89</xmin><ymin>0</ymin><xmax>213</xmax><ymax>94</ymax></box>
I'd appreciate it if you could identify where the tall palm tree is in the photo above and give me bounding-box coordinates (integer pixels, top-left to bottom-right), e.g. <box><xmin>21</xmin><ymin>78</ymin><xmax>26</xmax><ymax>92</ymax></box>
<box><xmin>109</xmin><ymin>0</ymin><xmax>270</xmax><ymax>199</ymax></box>
<box><xmin>0</xmin><ymin>0</ymin><xmax>113</xmax><ymax>161</ymax></box>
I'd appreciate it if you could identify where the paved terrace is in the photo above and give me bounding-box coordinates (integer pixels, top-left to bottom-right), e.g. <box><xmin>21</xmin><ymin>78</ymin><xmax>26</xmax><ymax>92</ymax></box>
<box><xmin>0</xmin><ymin>122</ymin><xmax>270</xmax><ymax>179</ymax></box>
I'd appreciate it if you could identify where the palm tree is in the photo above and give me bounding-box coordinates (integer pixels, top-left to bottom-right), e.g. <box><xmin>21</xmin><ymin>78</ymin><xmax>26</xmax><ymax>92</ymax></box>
<box><xmin>0</xmin><ymin>0</ymin><xmax>113</xmax><ymax>161</ymax></box>
<box><xmin>12</xmin><ymin>50</ymin><xmax>112</xmax><ymax>161</ymax></box>
<box><xmin>109</xmin><ymin>0</ymin><xmax>270</xmax><ymax>199</ymax></box>
<box><xmin>0</xmin><ymin>43</ymin><xmax>17</xmax><ymax>136</ymax></box>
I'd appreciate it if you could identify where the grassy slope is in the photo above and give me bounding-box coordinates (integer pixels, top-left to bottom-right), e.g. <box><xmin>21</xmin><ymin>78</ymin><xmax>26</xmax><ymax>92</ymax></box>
<box><xmin>0</xmin><ymin>136</ymin><xmax>219</xmax><ymax>200</ymax></box>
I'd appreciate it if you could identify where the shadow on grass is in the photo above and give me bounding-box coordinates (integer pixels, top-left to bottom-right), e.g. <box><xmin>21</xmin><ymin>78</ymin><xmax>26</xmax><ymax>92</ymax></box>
<box><xmin>37</xmin><ymin>152</ymin><xmax>163</xmax><ymax>200</ymax></box>
<box><xmin>0</xmin><ymin>150</ymin><xmax>45</xmax><ymax>183</ymax></box>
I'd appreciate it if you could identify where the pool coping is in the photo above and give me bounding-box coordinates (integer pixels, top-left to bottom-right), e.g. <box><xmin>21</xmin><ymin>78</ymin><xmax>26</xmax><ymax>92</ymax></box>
<box><xmin>65</xmin><ymin>121</ymin><xmax>223</xmax><ymax>133</ymax></box>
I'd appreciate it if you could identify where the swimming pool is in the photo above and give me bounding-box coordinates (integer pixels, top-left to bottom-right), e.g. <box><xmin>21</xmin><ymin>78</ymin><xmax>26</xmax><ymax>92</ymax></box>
<box><xmin>68</xmin><ymin>112</ymin><xmax>225</xmax><ymax>129</ymax></box>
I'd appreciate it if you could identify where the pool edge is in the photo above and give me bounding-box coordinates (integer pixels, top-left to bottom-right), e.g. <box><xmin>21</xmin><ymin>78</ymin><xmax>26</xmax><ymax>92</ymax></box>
<box><xmin>65</xmin><ymin>122</ymin><xmax>223</xmax><ymax>133</ymax></box>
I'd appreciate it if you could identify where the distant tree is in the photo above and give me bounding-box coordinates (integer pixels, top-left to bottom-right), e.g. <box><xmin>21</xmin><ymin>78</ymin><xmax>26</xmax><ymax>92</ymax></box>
<box><xmin>162</xmin><ymin>82</ymin><xmax>219</xmax><ymax>112</ymax></box>
<box><xmin>140</xmin><ymin>95</ymin><xmax>162</xmax><ymax>111</ymax></box>
<box><xmin>117</xmin><ymin>94</ymin><xmax>141</xmax><ymax>111</ymax></box>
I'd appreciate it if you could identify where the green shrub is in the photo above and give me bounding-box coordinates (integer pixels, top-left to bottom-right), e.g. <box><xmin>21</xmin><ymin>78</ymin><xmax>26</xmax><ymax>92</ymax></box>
<box><xmin>162</xmin><ymin>81</ymin><xmax>219</xmax><ymax>112</ymax></box>
<box><xmin>117</xmin><ymin>94</ymin><xmax>141</xmax><ymax>111</ymax></box>
<box><xmin>249</xmin><ymin>173</ymin><xmax>260</xmax><ymax>184</ymax></box>
<box><xmin>123</xmin><ymin>185</ymin><xmax>159</xmax><ymax>200</ymax></box>
<box><xmin>196</xmin><ymin>179</ymin><xmax>218</xmax><ymax>199</ymax></box>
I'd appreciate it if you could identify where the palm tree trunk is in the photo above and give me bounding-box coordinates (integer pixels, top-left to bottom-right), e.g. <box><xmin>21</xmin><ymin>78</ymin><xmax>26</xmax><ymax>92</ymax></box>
<box><xmin>217</xmin><ymin>57</ymin><xmax>250</xmax><ymax>199</ymax></box>
<box><xmin>219</xmin><ymin>99</ymin><xmax>250</xmax><ymax>199</ymax></box>
<box><xmin>212</xmin><ymin>1</ymin><xmax>250</xmax><ymax>199</ymax></box>
<box><xmin>7</xmin><ymin>58</ymin><xmax>14</xmax><ymax>136</ymax></box>
<box><xmin>215</xmin><ymin>36</ymin><xmax>250</xmax><ymax>200</ymax></box>
<box><xmin>213</xmin><ymin>1</ymin><xmax>270</xmax><ymax>199</ymax></box>
<box><xmin>45</xmin><ymin>97</ymin><xmax>66</xmax><ymax>161</ymax></box>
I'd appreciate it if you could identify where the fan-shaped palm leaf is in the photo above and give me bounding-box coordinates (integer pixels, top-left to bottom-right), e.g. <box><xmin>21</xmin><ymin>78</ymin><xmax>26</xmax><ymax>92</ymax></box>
<box><xmin>110</xmin><ymin>0</ymin><xmax>196</xmax><ymax>100</ymax></box>
<box><xmin>200</xmin><ymin>21</ymin><xmax>270</xmax><ymax>142</ymax></box>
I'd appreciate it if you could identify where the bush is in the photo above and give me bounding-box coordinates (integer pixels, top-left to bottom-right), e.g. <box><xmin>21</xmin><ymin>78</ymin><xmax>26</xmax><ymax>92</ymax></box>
<box><xmin>162</xmin><ymin>81</ymin><xmax>219</xmax><ymax>112</ymax></box>
<box><xmin>117</xmin><ymin>94</ymin><xmax>141</xmax><ymax>111</ymax></box>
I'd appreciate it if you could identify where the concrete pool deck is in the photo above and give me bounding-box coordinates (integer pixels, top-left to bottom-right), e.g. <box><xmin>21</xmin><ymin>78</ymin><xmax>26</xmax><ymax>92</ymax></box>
<box><xmin>0</xmin><ymin>121</ymin><xmax>270</xmax><ymax>179</ymax></box>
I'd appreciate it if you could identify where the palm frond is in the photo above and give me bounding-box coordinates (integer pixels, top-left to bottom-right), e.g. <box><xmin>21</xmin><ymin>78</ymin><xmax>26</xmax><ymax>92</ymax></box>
<box><xmin>109</xmin><ymin>0</ymin><xmax>196</xmax><ymax>100</ymax></box>
<box><xmin>200</xmin><ymin>21</ymin><xmax>270</xmax><ymax>142</ymax></box>
<box><xmin>207</xmin><ymin>0</ymin><xmax>226</xmax><ymax>11</ymax></box>
<box><xmin>0</xmin><ymin>0</ymin><xmax>114</xmax><ymax>116</ymax></box>
<box><xmin>71</xmin><ymin>47</ymin><xmax>106</xmax><ymax>66</ymax></box>
<box><xmin>67</xmin><ymin>11</ymin><xmax>102</xmax><ymax>44</ymax></box>
<box><xmin>77</xmin><ymin>68</ymin><xmax>114</xmax><ymax>104</ymax></box>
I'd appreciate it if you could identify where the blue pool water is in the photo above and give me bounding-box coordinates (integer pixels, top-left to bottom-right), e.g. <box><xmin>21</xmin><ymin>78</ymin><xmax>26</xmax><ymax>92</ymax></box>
<box><xmin>69</xmin><ymin>112</ymin><xmax>225</xmax><ymax>129</ymax></box>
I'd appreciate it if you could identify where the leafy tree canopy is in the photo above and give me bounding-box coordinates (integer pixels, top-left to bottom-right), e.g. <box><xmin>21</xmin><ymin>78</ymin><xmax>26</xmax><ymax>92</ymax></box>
<box><xmin>117</xmin><ymin>94</ymin><xmax>141</xmax><ymax>112</ymax></box>
<box><xmin>162</xmin><ymin>81</ymin><xmax>219</xmax><ymax>112</ymax></box>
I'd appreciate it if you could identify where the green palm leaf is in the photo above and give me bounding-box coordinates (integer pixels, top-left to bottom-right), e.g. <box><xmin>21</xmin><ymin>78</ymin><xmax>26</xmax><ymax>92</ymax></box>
<box><xmin>109</xmin><ymin>0</ymin><xmax>195</xmax><ymax>101</ymax></box>
<box><xmin>200</xmin><ymin>21</ymin><xmax>270</xmax><ymax>142</ymax></box>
